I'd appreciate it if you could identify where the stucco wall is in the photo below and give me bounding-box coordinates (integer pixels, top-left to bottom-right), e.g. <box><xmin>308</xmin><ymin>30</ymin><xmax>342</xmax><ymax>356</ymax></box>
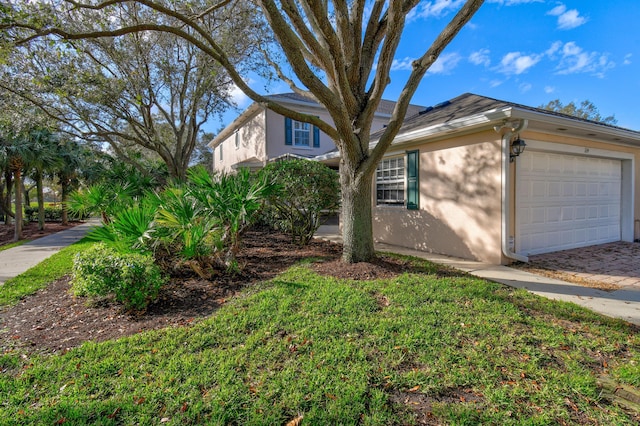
<box><xmin>264</xmin><ymin>109</ymin><xmax>392</xmax><ymax>160</ymax></box>
<box><xmin>373</xmin><ymin>130</ymin><xmax>504</xmax><ymax>264</ymax></box>
<box><xmin>213</xmin><ymin>110</ymin><xmax>268</xmax><ymax>173</ymax></box>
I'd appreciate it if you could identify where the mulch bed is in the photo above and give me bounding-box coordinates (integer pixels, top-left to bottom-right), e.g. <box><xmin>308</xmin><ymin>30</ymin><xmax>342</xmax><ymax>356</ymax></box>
<box><xmin>0</xmin><ymin>227</ymin><xmax>409</xmax><ymax>355</ymax></box>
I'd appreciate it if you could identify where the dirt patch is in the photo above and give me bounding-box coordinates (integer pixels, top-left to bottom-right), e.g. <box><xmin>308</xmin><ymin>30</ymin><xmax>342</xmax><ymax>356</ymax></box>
<box><xmin>0</xmin><ymin>228</ymin><xmax>411</xmax><ymax>355</ymax></box>
<box><xmin>389</xmin><ymin>387</ymin><xmax>484</xmax><ymax>425</ymax></box>
<box><xmin>312</xmin><ymin>255</ymin><xmax>411</xmax><ymax>281</ymax></box>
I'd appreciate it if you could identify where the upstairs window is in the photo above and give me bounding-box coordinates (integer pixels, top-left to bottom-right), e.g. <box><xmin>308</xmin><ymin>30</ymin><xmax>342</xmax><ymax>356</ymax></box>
<box><xmin>284</xmin><ymin>117</ymin><xmax>320</xmax><ymax>148</ymax></box>
<box><xmin>293</xmin><ymin>121</ymin><xmax>310</xmax><ymax>146</ymax></box>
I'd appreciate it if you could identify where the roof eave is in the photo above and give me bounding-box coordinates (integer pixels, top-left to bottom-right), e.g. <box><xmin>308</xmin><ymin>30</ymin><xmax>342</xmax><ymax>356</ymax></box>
<box><xmin>509</xmin><ymin>107</ymin><xmax>640</xmax><ymax>145</ymax></box>
<box><xmin>372</xmin><ymin>107</ymin><xmax>512</xmax><ymax>149</ymax></box>
<box><xmin>208</xmin><ymin>103</ymin><xmax>263</xmax><ymax>148</ymax></box>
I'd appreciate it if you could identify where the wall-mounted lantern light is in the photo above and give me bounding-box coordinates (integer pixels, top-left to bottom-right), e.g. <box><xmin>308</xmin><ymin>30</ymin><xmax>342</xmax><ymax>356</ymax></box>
<box><xmin>510</xmin><ymin>137</ymin><xmax>526</xmax><ymax>162</ymax></box>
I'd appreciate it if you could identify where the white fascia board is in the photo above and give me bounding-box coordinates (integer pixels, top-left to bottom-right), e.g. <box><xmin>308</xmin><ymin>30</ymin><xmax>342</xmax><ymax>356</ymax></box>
<box><xmin>209</xmin><ymin>103</ymin><xmax>262</xmax><ymax>148</ymax></box>
<box><xmin>314</xmin><ymin>108</ymin><xmax>513</xmax><ymax>160</ymax></box>
<box><xmin>314</xmin><ymin>150</ymin><xmax>340</xmax><ymax>161</ymax></box>
<box><xmin>369</xmin><ymin>107</ymin><xmax>512</xmax><ymax>149</ymax></box>
<box><xmin>509</xmin><ymin>107</ymin><xmax>640</xmax><ymax>144</ymax></box>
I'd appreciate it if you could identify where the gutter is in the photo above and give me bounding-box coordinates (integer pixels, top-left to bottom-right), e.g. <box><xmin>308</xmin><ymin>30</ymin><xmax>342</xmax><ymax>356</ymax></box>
<box><xmin>497</xmin><ymin>119</ymin><xmax>529</xmax><ymax>263</ymax></box>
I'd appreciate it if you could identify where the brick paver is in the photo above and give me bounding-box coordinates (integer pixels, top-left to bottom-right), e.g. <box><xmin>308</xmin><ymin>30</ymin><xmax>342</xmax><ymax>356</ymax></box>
<box><xmin>528</xmin><ymin>242</ymin><xmax>640</xmax><ymax>289</ymax></box>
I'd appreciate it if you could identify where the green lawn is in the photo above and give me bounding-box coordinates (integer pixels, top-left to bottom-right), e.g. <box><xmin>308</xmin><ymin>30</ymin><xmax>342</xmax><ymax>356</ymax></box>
<box><xmin>0</xmin><ymin>238</ymin><xmax>94</xmax><ymax>306</ymax></box>
<box><xmin>0</xmin><ymin>240</ymin><xmax>26</xmax><ymax>252</ymax></box>
<box><xmin>1</xmin><ymin>255</ymin><xmax>639</xmax><ymax>425</ymax></box>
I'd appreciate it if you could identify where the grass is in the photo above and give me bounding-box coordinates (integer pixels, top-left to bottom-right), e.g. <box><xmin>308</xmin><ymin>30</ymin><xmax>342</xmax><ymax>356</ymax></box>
<box><xmin>1</xmin><ymin>256</ymin><xmax>639</xmax><ymax>425</ymax></box>
<box><xmin>0</xmin><ymin>240</ymin><xmax>27</xmax><ymax>252</ymax></box>
<box><xmin>0</xmin><ymin>238</ymin><xmax>95</xmax><ymax>306</ymax></box>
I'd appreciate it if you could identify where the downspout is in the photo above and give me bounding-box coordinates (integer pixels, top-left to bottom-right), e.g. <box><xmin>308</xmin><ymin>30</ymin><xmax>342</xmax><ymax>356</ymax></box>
<box><xmin>497</xmin><ymin>119</ymin><xmax>529</xmax><ymax>263</ymax></box>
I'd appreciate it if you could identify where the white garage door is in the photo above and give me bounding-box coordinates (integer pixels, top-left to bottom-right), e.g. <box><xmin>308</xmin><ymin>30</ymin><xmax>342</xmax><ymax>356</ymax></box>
<box><xmin>516</xmin><ymin>151</ymin><xmax>621</xmax><ymax>255</ymax></box>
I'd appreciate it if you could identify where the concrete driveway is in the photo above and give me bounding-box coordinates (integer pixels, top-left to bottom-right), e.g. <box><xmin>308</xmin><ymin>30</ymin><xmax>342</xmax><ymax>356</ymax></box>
<box><xmin>526</xmin><ymin>242</ymin><xmax>640</xmax><ymax>291</ymax></box>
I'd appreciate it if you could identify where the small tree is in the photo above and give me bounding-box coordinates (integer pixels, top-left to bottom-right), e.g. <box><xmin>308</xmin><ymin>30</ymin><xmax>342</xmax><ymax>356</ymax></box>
<box><xmin>262</xmin><ymin>159</ymin><xmax>339</xmax><ymax>245</ymax></box>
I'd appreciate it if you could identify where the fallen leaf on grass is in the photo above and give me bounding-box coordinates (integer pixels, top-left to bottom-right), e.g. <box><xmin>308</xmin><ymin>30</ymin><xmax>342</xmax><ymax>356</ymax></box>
<box><xmin>408</xmin><ymin>385</ymin><xmax>420</xmax><ymax>392</ymax></box>
<box><xmin>286</xmin><ymin>414</ymin><xmax>304</xmax><ymax>426</ymax></box>
<box><xmin>107</xmin><ymin>408</ymin><xmax>121</xmax><ymax>419</ymax></box>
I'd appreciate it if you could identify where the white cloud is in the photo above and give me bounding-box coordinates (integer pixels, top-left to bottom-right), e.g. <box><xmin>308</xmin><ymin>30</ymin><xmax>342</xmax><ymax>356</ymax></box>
<box><xmin>498</xmin><ymin>51</ymin><xmax>542</xmax><ymax>75</ymax></box>
<box><xmin>391</xmin><ymin>52</ymin><xmax>462</xmax><ymax>74</ymax></box>
<box><xmin>547</xmin><ymin>3</ymin><xmax>588</xmax><ymax>30</ymax></box>
<box><xmin>410</xmin><ymin>0</ymin><xmax>466</xmax><ymax>19</ymax></box>
<box><xmin>427</xmin><ymin>52</ymin><xmax>462</xmax><ymax>74</ymax></box>
<box><xmin>544</xmin><ymin>86</ymin><xmax>556</xmax><ymax>94</ymax></box>
<box><xmin>545</xmin><ymin>41</ymin><xmax>563</xmax><ymax>56</ymax></box>
<box><xmin>490</xmin><ymin>79</ymin><xmax>503</xmax><ymax>88</ymax></box>
<box><xmin>391</xmin><ymin>57</ymin><xmax>415</xmax><ymax>71</ymax></box>
<box><xmin>554</xmin><ymin>41</ymin><xmax>614</xmax><ymax>77</ymax></box>
<box><xmin>624</xmin><ymin>54</ymin><xmax>632</xmax><ymax>65</ymax></box>
<box><xmin>547</xmin><ymin>4</ymin><xmax>566</xmax><ymax>16</ymax></box>
<box><xmin>469</xmin><ymin>49</ymin><xmax>491</xmax><ymax>67</ymax></box>
<box><xmin>519</xmin><ymin>83</ymin><xmax>532</xmax><ymax>93</ymax></box>
<box><xmin>487</xmin><ymin>0</ymin><xmax>543</xmax><ymax>5</ymax></box>
<box><xmin>229</xmin><ymin>84</ymin><xmax>250</xmax><ymax>108</ymax></box>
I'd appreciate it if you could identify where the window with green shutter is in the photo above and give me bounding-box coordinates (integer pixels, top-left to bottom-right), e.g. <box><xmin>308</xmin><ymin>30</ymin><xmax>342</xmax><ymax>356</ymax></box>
<box><xmin>284</xmin><ymin>117</ymin><xmax>320</xmax><ymax>147</ymax></box>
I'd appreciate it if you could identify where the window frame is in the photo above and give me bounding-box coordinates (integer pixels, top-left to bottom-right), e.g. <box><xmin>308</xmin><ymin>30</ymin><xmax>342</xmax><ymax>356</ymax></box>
<box><xmin>293</xmin><ymin>120</ymin><xmax>311</xmax><ymax>147</ymax></box>
<box><xmin>375</xmin><ymin>156</ymin><xmax>406</xmax><ymax>207</ymax></box>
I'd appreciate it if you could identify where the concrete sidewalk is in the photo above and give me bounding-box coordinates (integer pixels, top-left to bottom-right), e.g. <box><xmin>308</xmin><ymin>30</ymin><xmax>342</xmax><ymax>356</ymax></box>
<box><xmin>316</xmin><ymin>225</ymin><xmax>640</xmax><ymax>326</ymax></box>
<box><xmin>0</xmin><ymin>220</ymin><xmax>99</xmax><ymax>285</ymax></box>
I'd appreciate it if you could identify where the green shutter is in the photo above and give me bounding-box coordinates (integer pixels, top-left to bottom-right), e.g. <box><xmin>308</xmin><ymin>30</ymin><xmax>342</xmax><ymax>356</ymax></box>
<box><xmin>406</xmin><ymin>150</ymin><xmax>419</xmax><ymax>210</ymax></box>
<box><xmin>313</xmin><ymin>125</ymin><xmax>320</xmax><ymax>147</ymax></box>
<box><xmin>285</xmin><ymin>117</ymin><xmax>292</xmax><ymax>145</ymax></box>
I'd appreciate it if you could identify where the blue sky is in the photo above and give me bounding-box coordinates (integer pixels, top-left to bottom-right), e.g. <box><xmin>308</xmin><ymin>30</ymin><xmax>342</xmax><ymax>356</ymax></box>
<box><xmin>225</xmin><ymin>0</ymin><xmax>640</xmax><ymax>132</ymax></box>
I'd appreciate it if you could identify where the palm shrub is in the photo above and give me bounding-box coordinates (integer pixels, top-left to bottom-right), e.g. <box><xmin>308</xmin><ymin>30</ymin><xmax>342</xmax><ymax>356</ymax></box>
<box><xmin>85</xmin><ymin>196</ymin><xmax>158</xmax><ymax>255</ymax></box>
<box><xmin>68</xmin><ymin>182</ymin><xmax>139</xmax><ymax>224</ymax></box>
<box><xmin>154</xmin><ymin>184</ymin><xmax>224</xmax><ymax>278</ymax></box>
<box><xmin>261</xmin><ymin>159</ymin><xmax>340</xmax><ymax>244</ymax></box>
<box><xmin>187</xmin><ymin>166</ymin><xmax>276</xmax><ymax>272</ymax></box>
<box><xmin>74</xmin><ymin>166</ymin><xmax>274</xmax><ymax>278</ymax></box>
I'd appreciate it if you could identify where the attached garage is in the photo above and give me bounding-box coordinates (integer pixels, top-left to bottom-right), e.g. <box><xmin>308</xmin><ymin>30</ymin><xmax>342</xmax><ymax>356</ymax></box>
<box><xmin>349</xmin><ymin>93</ymin><xmax>640</xmax><ymax>265</ymax></box>
<box><xmin>516</xmin><ymin>149</ymin><xmax>622</xmax><ymax>255</ymax></box>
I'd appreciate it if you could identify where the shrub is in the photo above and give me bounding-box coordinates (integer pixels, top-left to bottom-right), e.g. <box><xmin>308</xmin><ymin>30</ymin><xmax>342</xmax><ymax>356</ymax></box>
<box><xmin>72</xmin><ymin>243</ymin><xmax>166</xmax><ymax>311</ymax></box>
<box><xmin>261</xmin><ymin>159</ymin><xmax>340</xmax><ymax>245</ymax></box>
<box><xmin>25</xmin><ymin>205</ymin><xmax>87</xmax><ymax>222</ymax></box>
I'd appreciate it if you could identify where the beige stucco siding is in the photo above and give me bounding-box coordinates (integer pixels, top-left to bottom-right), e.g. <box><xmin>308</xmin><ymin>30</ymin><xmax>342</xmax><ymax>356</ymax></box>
<box><xmin>264</xmin><ymin>109</ymin><xmax>393</xmax><ymax>160</ymax></box>
<box><xmin>373</xmin><ymin>130</ymin><xmax>503</xmax><ymax>264</ymax></box>
<box><xmin>265</xmin><ymin>109</ymin><xmax>338</xmax><ymax>159</ymax></box>
<box><xmin>214</xmin><ymin>110</ymin><xmax>268</xmax><ymax>173</ymax></box>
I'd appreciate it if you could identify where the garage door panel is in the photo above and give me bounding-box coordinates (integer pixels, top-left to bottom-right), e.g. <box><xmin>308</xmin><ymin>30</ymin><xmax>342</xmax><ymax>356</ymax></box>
<box><xmin>516</xmin><ymin>151</ymin><xmax>621</xmax><ymax>255</ymax></box>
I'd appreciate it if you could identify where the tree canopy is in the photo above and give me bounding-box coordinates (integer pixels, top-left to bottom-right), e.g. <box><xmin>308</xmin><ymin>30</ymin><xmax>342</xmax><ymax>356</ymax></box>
<box><xmin>1</xmin><ymin>0</ymin><xmax>270</xmax><ymax>179</ymax></box>
<box><xmin>1</xmin><ymin>0</ymin><xmax>486</xmax><ymax>262</ymax></box>
<box><xmin>540</xmin><ymin>99</ymin><xmax>618</xmax><ymax>125</ymax></box>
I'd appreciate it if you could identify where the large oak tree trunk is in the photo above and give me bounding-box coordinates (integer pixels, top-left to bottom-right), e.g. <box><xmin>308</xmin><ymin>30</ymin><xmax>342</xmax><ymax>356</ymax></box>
<box><xmin>340</xmin><ymin>167</ymin><xmax>375</xmax><ymax>263</ymax></box>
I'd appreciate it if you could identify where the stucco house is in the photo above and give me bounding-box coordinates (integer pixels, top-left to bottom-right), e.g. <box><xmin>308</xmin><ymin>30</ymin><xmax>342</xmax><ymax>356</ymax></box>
<box><xmin>208</xmin><ymin>92</ymin><xmax>425</xmax><ymax>173</ymax></box>
<box><xmin>318</xmin><ymin>93</ymin><xmax>640</xmax><ymax>265</ymax></box>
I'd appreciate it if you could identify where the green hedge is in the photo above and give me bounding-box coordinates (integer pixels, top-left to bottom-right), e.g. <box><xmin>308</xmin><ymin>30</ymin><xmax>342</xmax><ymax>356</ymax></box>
<box><xmin>24</xmin><ymin>206</ymin><xmax>88</xmax><ymax>222</ymax></box>
<box><xmin>71</xmin><ymin>243</ymin><xmax>166</xmax><ymax>311</ymax></box>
